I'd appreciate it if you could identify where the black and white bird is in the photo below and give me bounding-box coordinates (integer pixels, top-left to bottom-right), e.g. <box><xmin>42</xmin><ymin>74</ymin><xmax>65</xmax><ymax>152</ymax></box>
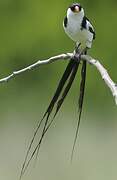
<box><xmin>20</xmin><ymin>3</ymin><xmax>95</xmax><ymax>179</ymax></box>
<box><xmin>63</xmin><ymin>3</ymin><xmax>95</xmax><ymax>50</ymax></box>
<box><xmin>62</xmin><ymin>2</ymin><xmax>95</xmax><ymax>159</ymax></box>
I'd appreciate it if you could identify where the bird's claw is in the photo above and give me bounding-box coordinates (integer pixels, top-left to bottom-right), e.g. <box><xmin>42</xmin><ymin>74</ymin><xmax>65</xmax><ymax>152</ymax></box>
<box><xmin>71</xmin><ymin>53</ymin><xmax>81</xmax><ymax>62</ymax></box>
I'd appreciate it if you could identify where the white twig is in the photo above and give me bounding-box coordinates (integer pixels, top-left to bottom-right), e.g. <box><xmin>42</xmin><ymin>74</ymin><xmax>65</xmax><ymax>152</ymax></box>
<box><xmin>81</xmin><ymin>55</ymin><xmax>117</xmax><ymax>105</ymax></box>
<box><xmin>0</xmin><ymin>53</ymin><xmax>117</xmax><ymax>105</ymax></box>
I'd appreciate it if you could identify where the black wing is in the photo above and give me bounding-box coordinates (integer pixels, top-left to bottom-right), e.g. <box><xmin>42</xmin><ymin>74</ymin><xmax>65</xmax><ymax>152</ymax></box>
<box><xmin>89</xmin><ymin>26</ymin><xmax>96</xmax><ymax>39</ymax></box>
<box><xmin>81</xmin><ymin>16</ymin><xmax>96</xmax><ymax>39</ymax></box>
<box><xmin>63</xmin><ymin>16</ymin><xmax>68</xmax><ymax>28</ymax></box>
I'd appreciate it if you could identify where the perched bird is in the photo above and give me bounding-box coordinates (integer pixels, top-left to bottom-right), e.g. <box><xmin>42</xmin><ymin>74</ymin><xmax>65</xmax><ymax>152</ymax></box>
<box><xmin>63</xmin><ymin>3</ymin><xmax>95</xmax><ymax>50</ymax></box>
<box><xmin>63</xmin><ymin>2</ymin><xmax>95</xmax><ymax>159</ymax></box>
<box><xmin>20</xmin><ymin>3</ymin><xmax>95</xmax><ymax>179</ymax></box>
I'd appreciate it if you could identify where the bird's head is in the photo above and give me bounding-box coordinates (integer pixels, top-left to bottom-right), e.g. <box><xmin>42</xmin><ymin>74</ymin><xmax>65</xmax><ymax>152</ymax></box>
<box><xmin>67</xmin><ymin>3</ymin><xmax>84</xmax><ymax>18</ymax></box>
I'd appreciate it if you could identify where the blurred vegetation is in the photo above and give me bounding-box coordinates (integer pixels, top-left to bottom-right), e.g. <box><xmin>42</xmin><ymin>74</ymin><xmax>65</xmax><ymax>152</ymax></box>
<box><xmin>0</xmin><ymin>0</ymin><xmax>116</xmax><ymax>135</ymax></box>
<box><xmin>0</xmin><ymin>0</ymin><xmax>117</xmax><ymax>110</ymax></box>
<box><xmin>0</xmin><ymin>1</ymin><xmax>117</xmax><ymax>179</ymax></box>
<box><xmin>0</xmin><ymin>0</ymin><xmax>117</xmax><ymax>111</ymax></box>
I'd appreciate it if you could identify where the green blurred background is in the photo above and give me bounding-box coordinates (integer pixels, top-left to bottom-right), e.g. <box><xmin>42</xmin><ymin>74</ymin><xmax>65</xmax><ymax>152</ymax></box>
<box><xmin>0</xmin><ymin>0</ymin><xmax>117</xmax><ymax>180</ymax></box>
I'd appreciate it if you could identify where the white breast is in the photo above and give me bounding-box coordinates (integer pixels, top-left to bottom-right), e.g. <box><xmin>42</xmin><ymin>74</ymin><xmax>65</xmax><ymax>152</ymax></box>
<box><xmin>63</xmin><ymin>8</ymin><xmax>93</xmax><ymax>49</ymax></box>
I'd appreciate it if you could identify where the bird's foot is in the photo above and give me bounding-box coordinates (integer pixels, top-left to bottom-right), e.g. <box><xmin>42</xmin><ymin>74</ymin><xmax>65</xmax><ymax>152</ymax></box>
<box><xmin>72</xmin><ymin>47</ymin><xmax>88</xmax><ymax>62</ymax></box>
<box><xmin>72</xmin><ymin>53</ymin><xmax>81</xmax><ymax>62</ymax></box>
<box><xmin>71</xmin><ymin>54</ymin><xmax>82</xmax><ymax>64</ymax></box>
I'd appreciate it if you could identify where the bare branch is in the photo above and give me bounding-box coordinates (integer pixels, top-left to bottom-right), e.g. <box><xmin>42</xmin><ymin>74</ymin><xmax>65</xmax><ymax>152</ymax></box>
<box><xmin>0</xmin><ymin>53</ymin><xmax>117</xmax><ymax>105</ymax></box>
<box><xmin>0</xmin><ymin>53</ymin><xmax>72</xmax><ymax>83</ymax></box>
<box><xmin>81</xmin><ymin>55</ymin><xmax>117</xmax><ymax>105</ymax></box>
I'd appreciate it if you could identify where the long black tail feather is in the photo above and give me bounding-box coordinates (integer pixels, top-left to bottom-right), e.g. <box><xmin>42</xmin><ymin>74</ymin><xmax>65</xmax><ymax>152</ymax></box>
<box><xmin>20</xmin><ymin>59</ymin><xmax>76</xmax><ymax>179</ymax></box>
<box><xmin>34</xmin><ymin>61</ymin><xmax>80</xmax><ymax>167</ymax></box>
<box><xmin>44</xmin><ymin>59</ymin><xmax>75</xmax><ymax>117</ymax></box>
<box><xmin>20</xmin><ymin>113</ymin><xmax>50</xmax><ymax>179</ymax></box>
<box><xmin>71</xmin><ymin>60</ymin><xmax>87</xmax><ymax>161</ymax></box>
<box><xmin>54</xmin><ymin>61</ymin><xmax>80</xmax><ymax>118</ymax></box>
<box><xmin>20</xmin><ymin>48</ymin><xmax>88</xmax><ymax>179</ymax></box>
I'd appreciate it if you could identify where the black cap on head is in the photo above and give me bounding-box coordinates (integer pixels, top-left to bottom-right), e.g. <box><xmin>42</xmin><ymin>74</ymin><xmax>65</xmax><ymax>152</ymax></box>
<box><xmin>69</xmin><ymin>3</ymin><xmax>82</xmax><ymax>12</ymax></box>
